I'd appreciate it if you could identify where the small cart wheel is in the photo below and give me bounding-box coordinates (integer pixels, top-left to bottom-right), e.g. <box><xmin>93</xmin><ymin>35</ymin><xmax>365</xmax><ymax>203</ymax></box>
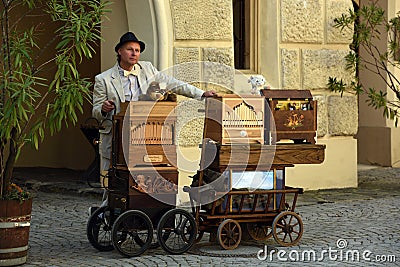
<box><xmin>272</xmin><ymin>211</ymin><xmax>303</xmax><ymax>247</ymax></box>
<box><xmin>246</xmin><ymin>222</ymin><xmax>273</xmax><ymax>241</ymax></box>
<box><xmin>217</xmin><ymin>219</ymin><xmax>242</xmax><ymax>250</ymax></box>
<box><xmin>86</xmin><ymin>206</ymin><xmax>115</xmax><ymax>251</ymax></box>
<box><xmin>111</xmin><ymin>210</ymin><xmax>153</xmax><ymax>257</ymax></box>
<box><xmin>157</xmin><ymin>209</ymin><xmax>197</xmax><ymax>254</ymax></box>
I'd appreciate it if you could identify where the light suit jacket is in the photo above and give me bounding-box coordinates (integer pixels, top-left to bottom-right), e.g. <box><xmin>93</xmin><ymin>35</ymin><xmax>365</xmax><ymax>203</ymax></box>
<box><xmin>92</xmin><ymin>61</ymin><xmax>205</xmax><ymax>160</ymax></box>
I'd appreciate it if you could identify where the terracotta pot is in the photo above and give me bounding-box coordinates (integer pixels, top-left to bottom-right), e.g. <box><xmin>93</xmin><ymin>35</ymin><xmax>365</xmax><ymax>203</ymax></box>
<box><xmin>0</xmin><ymin>198</ymin><xmax>33</xmax><ymax>266</ymax></box>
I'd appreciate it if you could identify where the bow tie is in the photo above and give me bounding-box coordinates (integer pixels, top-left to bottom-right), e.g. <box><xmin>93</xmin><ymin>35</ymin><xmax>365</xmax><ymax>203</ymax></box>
<box><xmin>123</xmin><ymin>65</ymin><xmax>140</xmax><ymax>77</ymax></box>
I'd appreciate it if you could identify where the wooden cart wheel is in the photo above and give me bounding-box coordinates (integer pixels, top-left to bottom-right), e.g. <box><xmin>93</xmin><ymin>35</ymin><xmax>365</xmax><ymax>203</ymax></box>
<box><xmin>246</xmin><ymin>222</ymin><xmax>273</xmax><ymax>241</ymax></box>
<box><xmin>86</xmin><ymin>206</ymin><xmax>115</xmax><ymax>251</ymax></box>
<box><xmin>272</xmin><ymin>211</ymin><xmax>303</xmax><ymax>247</ymax></box>
<box><xmin>217</xmin><ymin>219</ymin><xmax>242</xmax><ymax>250</ymax></box>
<box><xmin>157</xmin><ymin>209</ymin><xmax>197</xmax><ymax>254</ymax></box>
<box><xmin>111</xmin><ymin>210</ymin><xmax>153</xmax><ymax>257</ymax></box>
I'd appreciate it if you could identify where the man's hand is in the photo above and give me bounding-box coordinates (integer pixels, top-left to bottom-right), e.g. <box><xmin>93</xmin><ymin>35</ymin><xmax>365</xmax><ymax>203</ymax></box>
<box><xmin>202</xmin><ymin>90</ymin><xmax>217</xmax><ymax>97</ymax></box>
<box><xmin>101</xmin><ymin>100</ymin><xmax>115</xmax><ymax>113</ymax></box>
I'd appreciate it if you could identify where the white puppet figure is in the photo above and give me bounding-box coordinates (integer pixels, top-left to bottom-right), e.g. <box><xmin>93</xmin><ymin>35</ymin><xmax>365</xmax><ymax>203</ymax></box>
<box><xmin>248</xmin><ymin>75</ymin><xmax>266</xmax><ymax>95</ymax></box>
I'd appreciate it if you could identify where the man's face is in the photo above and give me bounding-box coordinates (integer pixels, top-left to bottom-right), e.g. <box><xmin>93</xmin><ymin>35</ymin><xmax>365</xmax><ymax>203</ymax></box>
<box><xmin>118</xmin><ymin>41</ymin><xmax>141</xmax><ymax>68</ymax></box>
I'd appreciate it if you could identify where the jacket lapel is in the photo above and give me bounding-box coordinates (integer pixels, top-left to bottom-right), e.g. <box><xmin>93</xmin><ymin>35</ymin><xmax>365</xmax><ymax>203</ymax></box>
<box><xmin>137</xmin><ymin>62</ymin><xmax>148</xmax><ymax>94</ymax></box>
<box><xmin>111</xmin><ymin>63</ymin><xmax>125</xmax><ymax>102</ymax></box>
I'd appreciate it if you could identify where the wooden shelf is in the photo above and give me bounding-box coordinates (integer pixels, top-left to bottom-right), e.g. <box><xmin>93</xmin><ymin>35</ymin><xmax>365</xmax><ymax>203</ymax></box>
<box><xmin>210</xmin><ymin>143</ymin><xmax>326</xmax><ymax>168</ymax></box>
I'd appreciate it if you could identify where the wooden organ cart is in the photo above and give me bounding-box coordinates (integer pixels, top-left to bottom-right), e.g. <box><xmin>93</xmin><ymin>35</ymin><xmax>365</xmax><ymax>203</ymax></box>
<box><xmin>185</xmin><ymin>93</ymin><xmax>325</xmax><ymax>249</ymax></box>
<box><xmin>87</xmin><ymin>100</ymin><xmax>197</xmax><ymax>257</ymax></box>
<box><xmin>261</xmin><ymin>89</ymin><xmax>317</xmax><ymax>144</ymax></box>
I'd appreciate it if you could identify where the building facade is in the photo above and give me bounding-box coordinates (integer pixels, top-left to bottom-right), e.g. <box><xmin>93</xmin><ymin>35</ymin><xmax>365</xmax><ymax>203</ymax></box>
<box><xmin>97</xmin><ymin>0</ymin><xmax>357</xmax><ymax>190</ymax></box>
<box><xmin>17</xmin><ymin>0</ymin><xmax>399</xmax><ymax>190</ymax></box>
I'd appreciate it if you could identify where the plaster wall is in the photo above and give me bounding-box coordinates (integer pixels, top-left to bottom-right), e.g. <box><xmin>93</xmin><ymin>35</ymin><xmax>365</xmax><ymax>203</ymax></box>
<box><xmin>357</xmin><ymin>0</ymin><xmax>400</xmax><ymax>167</ymax></box>
<box><xmin>16</xmin><ymin>7</ymin><xmax>100</xmax><ymax>170</ymax></box>
<box><xmin>286</xmin><ymin>137</ymin><xmax>357</xmax><ymax>190</ymax></box>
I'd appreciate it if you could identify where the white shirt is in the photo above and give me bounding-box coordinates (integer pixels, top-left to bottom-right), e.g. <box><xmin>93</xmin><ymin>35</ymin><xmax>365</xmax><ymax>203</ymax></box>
<box><xmin>118</xmin><ymin>65</ymin><xmax>141</xmax><ymax>101</ymax></box>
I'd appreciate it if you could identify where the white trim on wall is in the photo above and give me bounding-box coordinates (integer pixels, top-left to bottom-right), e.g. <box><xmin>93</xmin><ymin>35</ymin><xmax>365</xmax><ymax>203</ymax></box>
<box><xmin>152</xmin><ymin>0</ymin><xmax>173</xmax><ymax>71</ymax></box>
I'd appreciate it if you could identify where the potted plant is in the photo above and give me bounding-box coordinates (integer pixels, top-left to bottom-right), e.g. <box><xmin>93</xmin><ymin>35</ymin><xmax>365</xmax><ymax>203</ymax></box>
<box><xmin>0</xmin><ymin>1</ymin><xmax>110</xmax><ymax>265</ymax></box>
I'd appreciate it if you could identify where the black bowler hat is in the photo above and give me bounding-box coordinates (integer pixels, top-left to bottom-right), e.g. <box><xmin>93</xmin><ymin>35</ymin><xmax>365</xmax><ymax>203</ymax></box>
<box><xmin>114</xmin><ymin>32</ymin><xmax>145</xmax><ymax>53</ymax></box>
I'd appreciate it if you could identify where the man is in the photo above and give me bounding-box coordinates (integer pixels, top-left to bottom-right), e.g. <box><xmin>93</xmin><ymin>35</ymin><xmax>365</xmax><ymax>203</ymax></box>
<box><xmin>92</xmin><ymin>32</ymin><xmax>215</xmax><ymax>196</ymax></box>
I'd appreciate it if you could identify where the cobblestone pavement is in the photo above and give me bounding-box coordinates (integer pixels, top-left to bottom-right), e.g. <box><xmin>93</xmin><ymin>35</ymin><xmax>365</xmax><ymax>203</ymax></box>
<box><xmin>16</xmin><ymin>166</ymin><xmax>400</xmax><ymax>266</ymax></box>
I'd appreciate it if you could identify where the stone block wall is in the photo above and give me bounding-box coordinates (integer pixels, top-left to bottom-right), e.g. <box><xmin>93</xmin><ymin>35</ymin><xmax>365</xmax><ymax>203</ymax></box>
<box><xmin>159</xmin><ymin>0</ymin><xmax>359</xmax><ymax>189</ymax></box>
<box><xmin>281</xmin><ymin>0</ymin><xmax>324</xmax><ymax>43</ymax></box>
<box><xmin>170</xmin><ymin>0</ymin><xmax>234</xmax><ymax>146</ymax></box>
<box><xmin>279</xmin><ymin>0</ymin><xmax>357</xmax><ymax>138</ymax></box>
<box><xmin>170</xmin><ymin>0</ymin><xmax>357</xmax><ymax>148</ymax></box>
<box><xmin>171</xmin><ymin>0</ymin><xmax>232</xmax><ymax>40</ymax></box>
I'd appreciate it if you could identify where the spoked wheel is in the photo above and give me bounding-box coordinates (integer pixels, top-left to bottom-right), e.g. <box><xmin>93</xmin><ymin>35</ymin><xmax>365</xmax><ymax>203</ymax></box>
<box><xmin>157</xmin><ymin>209</ymin><xmax>197</xmax><ymax>254</ymax></box>
<box><xmin>217</xmin><ymin>219</ymin><xmax>242</xmax><ymax>250</ymax></box>
<box><xmin>246</xmin><ymin>222</ymin><xmax>273</xmax><ymax>241</ymax></box>
<box><xmin>86</xmin><ymin>206</ymin><xmax>115</xmax><ymax>251</ymax></box>
<box><xmin>272</xmin><ymin>211</ymin><xmax>303</xmax><ymax>247</ymax></box>
<box><xmin>111</xmin><ymin>210</ymin><xmax>153</xmax><ymax>257</ymax></box>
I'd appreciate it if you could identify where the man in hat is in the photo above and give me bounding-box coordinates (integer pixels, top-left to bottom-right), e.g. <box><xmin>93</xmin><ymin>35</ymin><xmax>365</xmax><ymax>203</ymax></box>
<box><xmin>92</xmin><ymin>32</ymin><xmax>216</xmax><ymax>198</ymax></box>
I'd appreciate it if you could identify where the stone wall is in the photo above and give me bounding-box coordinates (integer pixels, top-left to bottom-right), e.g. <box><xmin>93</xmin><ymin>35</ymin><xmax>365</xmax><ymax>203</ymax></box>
<box><xmin>171</xmin><ymin>0</ymin><xmax>357</xmax><ymax>147</ymax></box>
<box><xmin>280</xmin><ymin>0</ymin><xmax>357</xmax><ymax>138</ymax></box>
<box><xmin>168</xmin><ymin>0</ymin><xmax>359</xmax><ymax>189</ymax></box>
<box><xmin>170</xmin><ymin>0</ymin><xmax>234</xmax><ymax>146</ymax></box>
<box><xmin>276</xmin><ymin>0</ymin><xmax>358</xmax><ymax>189</ymax></box>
